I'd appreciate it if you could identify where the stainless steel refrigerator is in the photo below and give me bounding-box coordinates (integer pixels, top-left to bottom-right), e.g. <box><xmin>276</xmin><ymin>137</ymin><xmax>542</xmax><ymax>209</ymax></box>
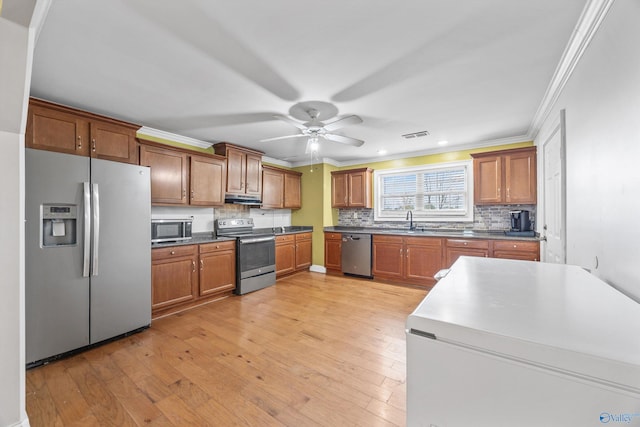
<box><xmin>25</xmin><ymin>148</ymin><xmax>151</xmax><ymax>366</ymax></box>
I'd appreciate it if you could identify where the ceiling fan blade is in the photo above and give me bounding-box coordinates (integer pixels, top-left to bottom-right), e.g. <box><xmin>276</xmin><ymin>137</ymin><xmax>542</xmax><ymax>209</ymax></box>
<box><xmin>274</xmin><ymin>114</ymin><xmax>307</xmax><ymax>130</ymax></box>
<box><xmin>323</xmin><ymin>115</ymin><xmax>363</xmax><ymax>132</ymax></box>
<box><xmin>260</xmin><ymin>134</ymin><xmax>306</xmax><ymax>142</ymax></box>
<box><xmin>323</xmin><ymin>133</ymin><xmax>364</xmax><ymax>147</ymax></box>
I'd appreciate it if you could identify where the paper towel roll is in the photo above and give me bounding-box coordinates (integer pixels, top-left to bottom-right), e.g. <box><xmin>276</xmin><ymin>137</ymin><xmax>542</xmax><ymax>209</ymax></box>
<box><xmin>52</xmin><ymin>220</ymin><xmax>66</xmax><ymax>237</ymax></box>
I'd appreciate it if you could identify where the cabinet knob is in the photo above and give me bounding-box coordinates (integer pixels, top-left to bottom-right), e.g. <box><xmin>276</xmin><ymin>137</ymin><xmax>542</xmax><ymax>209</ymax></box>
<box><xmin>170</xmin><ymin>250</ymin><xmax>175</xmax><ymax>255</ymax></box>
<box><xmin>463</xmin><ymin>242</ymin><xmax>468</xmax><ymax>246</ymax></box>
<box><xmin>513</xmin><ymin>244</ymin><xmax>517</xmax><ymax>248</ymax></box>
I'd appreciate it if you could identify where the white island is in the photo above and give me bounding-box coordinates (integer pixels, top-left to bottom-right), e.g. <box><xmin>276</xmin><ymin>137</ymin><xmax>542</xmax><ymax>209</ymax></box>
<box><xmin>406</xmin><ymin>256</ymin><xmax>640</xmax><ymax>427</ymax></box>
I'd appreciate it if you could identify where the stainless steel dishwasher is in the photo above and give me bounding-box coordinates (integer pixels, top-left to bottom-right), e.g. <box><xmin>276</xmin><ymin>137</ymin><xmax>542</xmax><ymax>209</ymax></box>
<box><xmin>341</xmin><ymin>234</ymin><xmax>373</xmax><ymax>278</ymax></box>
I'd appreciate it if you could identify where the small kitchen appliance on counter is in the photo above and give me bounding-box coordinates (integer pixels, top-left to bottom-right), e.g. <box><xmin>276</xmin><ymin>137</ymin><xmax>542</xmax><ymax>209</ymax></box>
<box><xmin>214</xmin><ymin>218</ymin><xmax>276</xmax><ymax>295</ymax></box>
<box><xmin>506</xmin><ymin>210</ymin><xmax>534</xmax><ymax>237</ymax></box>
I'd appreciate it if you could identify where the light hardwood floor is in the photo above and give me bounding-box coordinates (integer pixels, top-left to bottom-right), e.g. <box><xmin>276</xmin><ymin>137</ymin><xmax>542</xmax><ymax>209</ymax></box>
<box><xmin>26</xmin><ymin>272</ymin><xmax>427</xmax><ymax>426</ymax></box>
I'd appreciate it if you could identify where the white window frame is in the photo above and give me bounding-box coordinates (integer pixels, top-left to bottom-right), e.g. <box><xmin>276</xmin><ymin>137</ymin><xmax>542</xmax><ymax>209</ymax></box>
<box><xmin>373</xmin><ymin>160</ymin><xmax>474</xmax><ymax>222</ymax></box>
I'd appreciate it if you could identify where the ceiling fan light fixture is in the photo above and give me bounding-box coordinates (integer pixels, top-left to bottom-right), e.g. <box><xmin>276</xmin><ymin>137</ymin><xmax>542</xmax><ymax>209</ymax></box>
<box><xmin>309</xmin><ymin>137</ymin><xmax>319</xmax><ymax>152</ymax></box>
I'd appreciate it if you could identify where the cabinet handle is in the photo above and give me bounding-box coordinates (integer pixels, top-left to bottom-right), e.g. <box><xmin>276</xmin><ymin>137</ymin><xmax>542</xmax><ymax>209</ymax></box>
<box><xmin>191</xmin><ymin>190</ymin><xmax>195</xmax><ymax>199</ymax></box>
<box><xmin>192</xmin><ymin>261</ymin><xmax>196</xmax><ymax>272</ymax></box>
<box><xmin>497</xmin><ymin>187</ymin><xmax>501</xmax><ymax>198</ymax></box>
<box><xmin>200</xmin><ymin>259</ymin><xmax>204</xmax><ymax>270</ymax></box>
<box><xmin>506</xmin><ymin>187</ymin><xmax>510</xmax><ymax>200</ymax></box>
<box><xmin>91</xmin><ymin>138</ymin><xmax>96</xmax><ymax>152</ymax></box>
<box><xmin>406</xmin><ymin>248</ymin><xmax>409</xmax><ymax>257</ymax></box>
<box><xmin>77</xmin><ymin>136</ymin><xmax>82</xmax><ymax>150</ymax></box>
<box><xmin>463</xmin><ymin>242</ymin><xmax>468</xmax><ymax>246</ymax></box>
<box><xmin>182</xmin><ymin>189</ymin><xmax>186</xmax><ymax>199</ymax></box>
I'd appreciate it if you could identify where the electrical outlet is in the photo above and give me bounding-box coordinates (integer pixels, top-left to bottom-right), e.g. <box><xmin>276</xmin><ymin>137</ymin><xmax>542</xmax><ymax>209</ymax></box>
<box><xmin>353</xmin><ymin>212</ymin><xmax>358</xmax><ymax>219</ymax></box>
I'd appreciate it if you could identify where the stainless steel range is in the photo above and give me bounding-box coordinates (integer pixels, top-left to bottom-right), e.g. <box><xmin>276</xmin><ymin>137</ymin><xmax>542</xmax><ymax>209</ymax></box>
<box><xmin>215</xmin><ymin>218</ymin><xmax>276</xmax><ymax>295</ymax></box>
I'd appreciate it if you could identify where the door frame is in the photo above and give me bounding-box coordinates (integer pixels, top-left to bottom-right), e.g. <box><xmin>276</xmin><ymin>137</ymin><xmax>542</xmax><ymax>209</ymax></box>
<box><xmin>541</xmin><ymin>109</ymin><xmax>567</xmax><ymax>263</ymax></box>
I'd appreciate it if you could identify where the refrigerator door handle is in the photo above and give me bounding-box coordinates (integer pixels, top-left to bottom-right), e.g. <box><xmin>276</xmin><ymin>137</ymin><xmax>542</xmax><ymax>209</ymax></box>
<box><xmin>91</xmin><ymin>183</ymin><xmax>100</xmax><ymax>276</ymax></box>
<box><xmin>83</xmin><ymin>182</ymin><xmax>91</xmax><ymax>277</ymax></box>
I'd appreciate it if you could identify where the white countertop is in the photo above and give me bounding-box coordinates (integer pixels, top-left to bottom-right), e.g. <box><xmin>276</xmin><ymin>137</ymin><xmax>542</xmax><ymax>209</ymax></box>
<box><xmin>407</xmin><ymin>257</ymin><xmax>640</xmax><ymax>393</ymax></box>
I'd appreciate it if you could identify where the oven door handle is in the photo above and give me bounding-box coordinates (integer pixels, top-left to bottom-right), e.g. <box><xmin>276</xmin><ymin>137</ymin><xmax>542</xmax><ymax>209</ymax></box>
<box><xmin>240</xmin><ymin>236</ymin><xmax>276</xmax><ymax>244</ymax></box>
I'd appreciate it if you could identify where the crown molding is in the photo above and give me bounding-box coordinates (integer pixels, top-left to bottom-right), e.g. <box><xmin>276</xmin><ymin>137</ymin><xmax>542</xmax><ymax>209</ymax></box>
<box><xmin>528</xmin><ymin>0</ymin><xmax>614</xmax><ymax>140</ymax></box>
<box><xmin>137</xmin><ymin>126</ymin><xmax>213</xmax><ymax>149</ymax></box>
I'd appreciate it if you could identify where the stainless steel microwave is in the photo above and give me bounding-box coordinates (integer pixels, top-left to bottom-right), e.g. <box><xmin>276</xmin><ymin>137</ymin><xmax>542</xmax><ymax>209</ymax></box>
<box><xmin>151</xmin><ymin>218</ymin><xmax>193</xmax><ymax>243</ymax></box>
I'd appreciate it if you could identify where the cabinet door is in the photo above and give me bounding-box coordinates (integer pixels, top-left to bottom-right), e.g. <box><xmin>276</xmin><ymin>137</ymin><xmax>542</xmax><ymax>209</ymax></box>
<box><xmin>372</xmin><ymin>236</ymin><xmax>404</xmax><ymax>280</ymax></box>
<box><xmin>348</xmin><ymin>170</ymin><xmax>369</xmax><ymax>207</ymax></box>
<box><xmin>275</xmin><ymin>238</ymin><xmax>296</xmax><ymax>277</ymax></box>
<box><xmin>324</xmin><ymin>234</ymin><xmax>342</xmax><ymax>272</ymax></box>
<box><xmin>405</xmin><ymin>238</ymin><xmax>443</xmax><ymax>285</ymax></box>
<box><xmin>199</xmin><ymin>243</ymin><xmax>236</xmax><ymax>296</ymax></box>
<box><xmin>26</xmin><ymin>104</ymin><xmax>90</xmax><ymax>156</ymax></box>
<box><xmin>90</xmin><ymin>120</ymin><xmax>138</xmax><ymax>164</ymax></box>
<box><xmin>245</xmin><ymin>153</ymin><xmax>263</xmax><ymax>196</ymax></box>
<box><xmin>331</xmin><ymin>173</ymin><xmax>348</xmax><ymax>207</ymax></box>
<box><xmin>226</xmin><ymin>149</ymin><xmax>245</xmax><ymax>193</ymax></box>
<box><xmin>284</xmin><ymin>172</ymin><xmax>301</xmax><ymax>209</ymax></box>
<box><xmin>295</xmin><ymin>233</ymin><xmax>312</xmax><ymax>270</ymax></box>
<box><xmin>140</xmin><ymin>145</ymin><xmax>188</xmax><ymax>205</ymax></box>
<box><xmin>151</xmin><ymin>249</ymin><xmax>198</xmax><ymax>311</ymax></box>
<box><xmin>505</xmin><ymin>150</ymin><xmax>536</xmax><ymax>204</ymax></box>
<box><xmin>474</xmin><ymin>155</ymin><xmax>503</xmax><ymax>204</ymax></box>
<box><xmin>190</xmin><ymin>155</ymin><xmax>226</xmax><ymax>206</ymax></box>
<box><xmin>262</xmin><ymin>168</ymin><xmax>284</xmax><ymax>208</ymax></box>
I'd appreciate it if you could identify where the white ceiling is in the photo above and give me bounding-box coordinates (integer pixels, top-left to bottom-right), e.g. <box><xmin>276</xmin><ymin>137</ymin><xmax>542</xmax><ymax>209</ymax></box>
<box><xmin>29</xmin><ymin>0</ymin><xmax>587</xmax><ymax>164</ymax></box>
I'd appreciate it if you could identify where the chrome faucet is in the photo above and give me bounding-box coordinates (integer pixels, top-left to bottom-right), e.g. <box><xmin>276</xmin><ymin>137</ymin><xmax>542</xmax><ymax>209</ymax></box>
<box><xmin>406</xmin><ymin>210</ymin><xmax>415</xmax><ymax>230</ymax></box>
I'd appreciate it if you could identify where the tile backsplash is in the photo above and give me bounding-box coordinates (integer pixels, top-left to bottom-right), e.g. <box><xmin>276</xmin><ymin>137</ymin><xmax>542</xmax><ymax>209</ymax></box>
<box><xmin>337</xmin><ymin>205</ymin><xmax>536</xmax><ymax>231</ymax></box>
<box><xmin>151</xmin><ymin>205</ymin><xmax>291</xmax><ymax>232</ymax></box>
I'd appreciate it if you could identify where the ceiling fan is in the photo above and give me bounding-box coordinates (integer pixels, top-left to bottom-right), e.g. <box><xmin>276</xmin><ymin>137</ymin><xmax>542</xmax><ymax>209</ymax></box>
<box><xmin>261</xmin><ymin>101</ymin><xmax>364</xmax><ymax>152</ymax></box>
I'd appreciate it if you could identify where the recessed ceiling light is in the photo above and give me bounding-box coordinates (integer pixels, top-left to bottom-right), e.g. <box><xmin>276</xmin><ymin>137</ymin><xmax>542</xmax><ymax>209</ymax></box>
<box><xmin>377</xmin><ymin>149</ymin><xmax>387</xmax><ymax>155</ymax></box>
<box><xmin>437</xmin><ymin>140</ymin><xmax>449</xmax><ymax>146</ymax></box>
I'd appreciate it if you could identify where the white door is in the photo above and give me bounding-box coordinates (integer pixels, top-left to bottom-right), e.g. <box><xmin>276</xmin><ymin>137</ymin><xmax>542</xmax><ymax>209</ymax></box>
<box><xmin>542</xmin><ymin>110</ymin><xmax>566</xmax><ymax>263</ymax></box>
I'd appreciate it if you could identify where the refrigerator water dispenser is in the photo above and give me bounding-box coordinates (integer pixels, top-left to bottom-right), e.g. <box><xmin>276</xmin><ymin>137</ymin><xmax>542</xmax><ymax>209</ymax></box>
<box><xmin>42</xmin><ymin>204</ymin><xmax>77</xmax><ymax>247</ymax></box>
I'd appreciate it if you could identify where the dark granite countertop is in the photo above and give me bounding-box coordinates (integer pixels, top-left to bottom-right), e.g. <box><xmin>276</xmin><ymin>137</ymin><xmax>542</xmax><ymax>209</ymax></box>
<box><xmin>323</xmin><ymin>226</ymin><xmax>541</xmax><ymax>241</ymax></box>
<box><xmin>152</xmin><ymin>227</ymin><xmax>314</xmax><ymax>248</ymax></box>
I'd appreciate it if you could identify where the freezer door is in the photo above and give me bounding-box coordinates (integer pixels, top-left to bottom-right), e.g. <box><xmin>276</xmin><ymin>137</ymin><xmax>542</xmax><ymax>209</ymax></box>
<box><xmin>89</xmin><ymin>159</ymin><xmax>151</xmax><ymax>344</ymax></box>
<box><xmin>25</xmin><ymin>149</ymin><xmax>91</xmax><ymax>364</ymax></box>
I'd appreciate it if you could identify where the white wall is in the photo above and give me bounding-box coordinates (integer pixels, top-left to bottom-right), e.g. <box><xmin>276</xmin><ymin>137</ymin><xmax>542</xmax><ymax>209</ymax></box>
<box><xmin>535</xmin><ymin>0</ymin><xmax>640</xmax><ymax>301</ymax></box>
<box><xmin>0</xmin><ymin>15</ymin><xmax>32</xmax><ymax>427</ymax></box>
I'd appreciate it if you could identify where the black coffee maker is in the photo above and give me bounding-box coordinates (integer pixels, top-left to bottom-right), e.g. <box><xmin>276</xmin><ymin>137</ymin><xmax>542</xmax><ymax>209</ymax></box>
<box><xmin>510</xmin><ymin>210</ymin><xmax>531</xmax><ymax>232</ymax></box>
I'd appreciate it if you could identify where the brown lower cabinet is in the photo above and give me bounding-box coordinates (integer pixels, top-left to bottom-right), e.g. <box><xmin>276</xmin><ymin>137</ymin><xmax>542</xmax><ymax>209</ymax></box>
<box><xmin>373</xmin><ymin>235</ymin><xmax>443</xmax><ymax>288</ymax></box>
<box><xmin>151</xmin><ymin>241</ymin><xmax>236</xmax><ymax>318</ymax></box>
<box><xmin>325</xmin><ymin>231</ymin><xmax>540</xmax><ymax>285</ymax></box>
<box><xmin>276</xmin><ymin>232</ymin><xmax>312</xmax><ymax>277</ymax></box>
<box><xmin>324</xmin><ymin>232</ymin><xmax>342</xmax><ymax>273</ymax></box>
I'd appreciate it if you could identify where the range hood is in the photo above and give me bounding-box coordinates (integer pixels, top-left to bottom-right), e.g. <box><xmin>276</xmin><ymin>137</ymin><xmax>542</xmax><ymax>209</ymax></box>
<box><xmin>225</xmin><ymin>194</ymin><xmax>262</xmax><ymax>206</ymax></box>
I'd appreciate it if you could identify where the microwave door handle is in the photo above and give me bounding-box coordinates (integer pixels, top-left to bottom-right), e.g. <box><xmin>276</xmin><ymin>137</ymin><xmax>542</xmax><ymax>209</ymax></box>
<box><xmin>91</xmin><ymin>183</ymin><xmax>100</xmax><ymax>276</ymax></box>
<box><xmin>83</xmin><ymin>182</ymin><xmax>91</xmax><ymax>277</ymax></box>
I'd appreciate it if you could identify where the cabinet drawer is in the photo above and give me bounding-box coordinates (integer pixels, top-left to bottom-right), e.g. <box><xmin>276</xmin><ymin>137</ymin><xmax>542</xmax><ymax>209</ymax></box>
<box><xmin>152</xmin><ymin>245</ymin><xmax>198</xmax><ymax>260</ymax></box>
<box><xmin>325</xmin><ymin>232</ymin><xmax>342</xmax><ymax>240</ymax></box>
<box><xmin>446</xmin><ymin>239</ymin><xmax>489</xmax><ymax>250</ymax></box>
<box><xmin>295</xmin><ymin>232</ymin><xmax>312</xmax><ymax>241</ymax></box>
<box><xmin>276</xmin><ymin>234</ymin><xmax>295</xmax><ymax>244</ymax></box>
<box><xmin>199</xmin><ymin>240</ymin><xmax>236</xmax><ymax>253</ymax></box>
<box><xmin>493</xmin><ymin>240</ymin><xmax>539</xmax><ymax>252</ymax></box>
<box><xmin>405</xmin><ymin>236</ymin><xmax>443</xmax><ymax>247</ymax></box>
<box><xmin>373</xmin><ymin>234</ymin><xmax>403</xmax><ymax>244</ymax></box>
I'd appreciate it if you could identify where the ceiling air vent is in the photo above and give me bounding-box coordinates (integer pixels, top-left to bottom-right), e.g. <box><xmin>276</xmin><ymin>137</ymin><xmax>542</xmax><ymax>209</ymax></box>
<box><xmin>402</xmin><ymin>130</ymin><xmax>430</xmax><ymax>139</ymax></box>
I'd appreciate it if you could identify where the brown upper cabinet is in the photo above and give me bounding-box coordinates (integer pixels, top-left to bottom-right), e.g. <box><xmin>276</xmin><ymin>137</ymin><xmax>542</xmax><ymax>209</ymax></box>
<box><xmin>213</xmin><ymin>143</ymin><xmax>263</xmax><ymax>198</ymax></box>
<box><xmin>331</xmin><ymin>167</ymin><xmax>373</xmax><ymax>208</ymax></box>
<box><xmin>26</xmin><ymin>98</ymin><xmax>139</xmax><ymax>164</ymax></box>
<box><xmin>262</xmin><ymin>165</ymin><xmax>302</xmax><ymax>209</ymax></box>
<box><xmin>139</xmin><ymin>141</ymin><xmax>226</xmax><ymax>206</ymax></box>
<box><xmin>471</xmin><ymin>147</ymin><xmax>537</xmax><ymax>205</ymax></box>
